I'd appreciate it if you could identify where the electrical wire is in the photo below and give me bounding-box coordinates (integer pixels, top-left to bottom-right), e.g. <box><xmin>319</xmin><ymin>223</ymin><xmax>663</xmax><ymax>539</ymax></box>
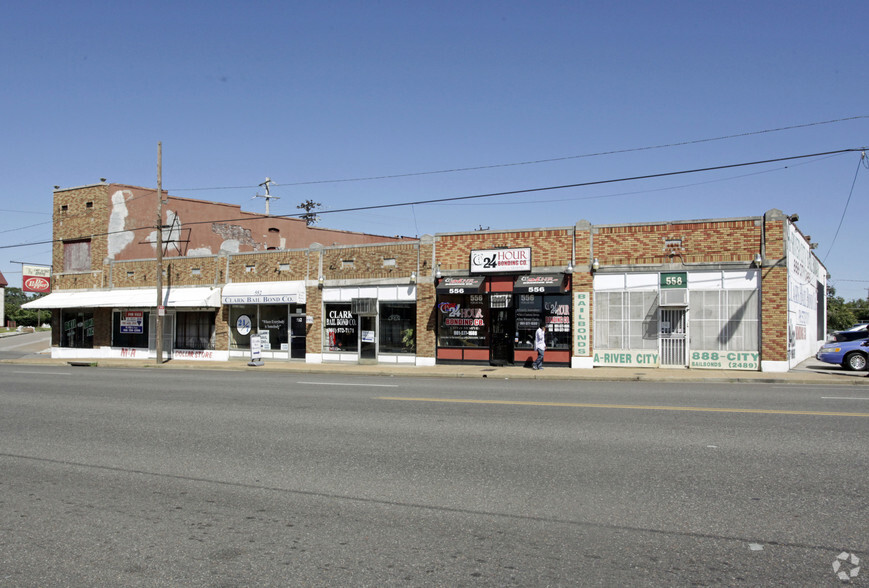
<box><xmin>823</xmin><ymin>151</ymin><xmax>865</xmax><ymax>263</ymax></box>
<box><xmin>2</xmin><ymin>147</ymin><xmax>864</xmax><ymax>251</ymax></box>
<box><xmin>167</xmin><ymin>116</ymin><xmax>869</xmax><ymax>192</ymax></box>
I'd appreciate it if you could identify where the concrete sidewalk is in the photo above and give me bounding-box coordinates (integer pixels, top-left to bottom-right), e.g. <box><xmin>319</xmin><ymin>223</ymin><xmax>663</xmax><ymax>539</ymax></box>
<box><xmin>2</xmin><ymin>353</ymin><xmax>867</xmax><ymax>385</ymax></box>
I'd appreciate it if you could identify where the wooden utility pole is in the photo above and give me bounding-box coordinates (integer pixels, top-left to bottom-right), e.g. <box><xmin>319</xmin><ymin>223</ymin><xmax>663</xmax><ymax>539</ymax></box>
<box><xmin>156</xmin><ymin>142</ymin><xmax>164</xmax><ymax>364</ymax></box>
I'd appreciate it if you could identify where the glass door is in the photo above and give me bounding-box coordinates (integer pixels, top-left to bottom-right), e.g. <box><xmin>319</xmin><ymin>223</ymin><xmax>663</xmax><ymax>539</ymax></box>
<box><xmin>359</xmin><ymin>314</ymin><xmax>377</xmax><ymax>363</ymax></box>
<box><xmin>489</xmin><ymin>294</ymin><xmax>514</xmax><ymax>366</ymax></box>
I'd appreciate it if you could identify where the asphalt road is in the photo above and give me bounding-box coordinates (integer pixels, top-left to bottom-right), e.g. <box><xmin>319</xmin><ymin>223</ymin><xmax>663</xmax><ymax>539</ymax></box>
<box><xmin>0</xmin><ymin>366</ymin><xmax>866</xmax><ymax>586</ymax></box>
<box><xmin>0</xmin><ymin>331</ymin><xmax>51</xmax><ymax>360</ymax></box>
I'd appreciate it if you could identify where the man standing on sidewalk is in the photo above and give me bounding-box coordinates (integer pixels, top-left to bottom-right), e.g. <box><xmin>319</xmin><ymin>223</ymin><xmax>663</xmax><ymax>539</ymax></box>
<box><xmin>532</xmin><ymin>323</ymin><xmax>547</xmax><ymax>370</ymax></box>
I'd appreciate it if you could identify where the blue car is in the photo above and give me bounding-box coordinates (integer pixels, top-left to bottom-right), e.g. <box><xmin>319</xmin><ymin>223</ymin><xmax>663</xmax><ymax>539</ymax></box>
<box><xmin>816</xmin><ymin>337</ymin><xmax>869</xmax><ymax>370</ymax></box>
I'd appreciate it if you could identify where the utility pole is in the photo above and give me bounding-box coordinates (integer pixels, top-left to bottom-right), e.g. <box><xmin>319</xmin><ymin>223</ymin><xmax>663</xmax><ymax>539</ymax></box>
<box><xmin>156</xmin><ymin>142</ymin><xmax>164</xmax><ymax>365</ymax></box>
<box><xmin>254</xmin><ymin>177</ymin><xmax>279</xmax><ymax>215</ymax></box>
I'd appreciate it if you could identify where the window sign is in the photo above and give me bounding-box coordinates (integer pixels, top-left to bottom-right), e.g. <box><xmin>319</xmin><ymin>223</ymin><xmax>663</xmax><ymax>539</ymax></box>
<box><xmin>437</xmin><ymin>294</ymin><xmax>489</xmax><ymax>347</ymax></box>
<box><xmin>324</xmin><ymin>303</ymin><xmax>358</xmax><ymax>352</ymax></box>
<box><xmin>236</xmin><ymin>314</ymin><xmax>252</xmax><ymax>336</ymax></box>
<box><xmin>120</xmin><ymin>311</ymin><xmax>144</xmax><ymax>334</ymax></box>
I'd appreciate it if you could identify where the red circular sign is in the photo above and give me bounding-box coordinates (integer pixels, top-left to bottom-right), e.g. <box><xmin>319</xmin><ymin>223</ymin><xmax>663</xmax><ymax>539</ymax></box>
<box><xmin>24</xmin><ymin>277</ymin><xmax>50</xmax><ymax>292</ymax></box>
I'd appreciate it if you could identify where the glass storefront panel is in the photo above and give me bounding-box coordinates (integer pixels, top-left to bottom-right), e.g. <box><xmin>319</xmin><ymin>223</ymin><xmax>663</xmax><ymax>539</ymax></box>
<box><xmin>543</xmin><ymin>294</ymin><xmax>572</xmax><ymax>350</ymax></box>
<box><xmin>113</xmin><ymin>310</ymin><xmax>149</xmax><ymax>348</ymax></box>
<box><xmin>258</xmin><ymin>305</ymin><xmax>288</xmax><ymax>352</ymax></box>
<box><xmin>61</xmin><ymin>310</ymin><xmax>94</xmax><ymax>348</ymax></box>
<box><xmin>175</xmin><ymin>311</ymin><xmax>216</xmax><ymax>350</ymax></box>
<box><xmin>229</xmin><ymin>305</ymin><xmax>256</xmax><ymax>349</ymax></box>
<box><xmin>436</xmin><ymin>293</ymin><xmax>489</xmax><ymax>348</ymax></box>
<box><xmin>324</xmin><ymin>303</ymin><xmax>358</xmax><ymax>352</ymax></box>
<box><xmin>515</xmin><ymin>294</ymin><xmax>571</xmax><ymax>350</ymax></box>
<box><xmin>379</xmin><ymin>302</ymin><xmax>416</xmax><ymax>354</ymax></box>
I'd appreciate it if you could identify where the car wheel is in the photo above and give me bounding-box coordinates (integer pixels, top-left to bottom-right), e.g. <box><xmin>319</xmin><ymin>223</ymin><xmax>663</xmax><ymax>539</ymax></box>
<box><xmin>843</xmin><ymin>352</ymin><xmax>867</xmax><ymax>371</ymax></box>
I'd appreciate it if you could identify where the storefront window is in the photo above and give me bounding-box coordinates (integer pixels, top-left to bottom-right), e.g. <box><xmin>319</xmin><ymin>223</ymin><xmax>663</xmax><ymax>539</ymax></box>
<box><xmin>379</xmin><ymin>302</ymin><xmax>416</xmax><ymax>354</ymax></box>
<box><xmin>515</xmin><ymin>294</ymin><xmax>571</xmax><ymax>350</ymax></box>
<box><xmin>689</xmin><ymin>290</ymin><xmax>759</xmax><ymax>351</ymax></box>
<box><xmin>436</xmin><ymin>294</ymin><xmax>489</xmax><ymax>348</ymax></box>
<box><xmin>229</xmin><ymin>305</ymin><xmax>256</xmax><ymax>349</ymax></box>
<box><xmin>175</xmin><ymin>311</ymin><xmax>215</xmax><ymax>350</ymax></box>
<box><xmin>113</xmin><ymin>310</ymin><xmax>149</xmax><ymax>348</ymax></box>
<box><xmin>594</xmin><ymin>291</ymin><xmax>659</xmax><ymax>350</ymax></box>
<box><xmin>258</xmin><ymin>305</ymin><xmax>288</xmax><ymax>352</ymax></box>
<box><xmin>61</xmin><ymin>310</ymin><xmax>94</xmax><ymax>348</ymax></box>
<box><xmin>324</xmin><ymin>303</ymin><xmax>358</xmax><ymax>352</ymax></box>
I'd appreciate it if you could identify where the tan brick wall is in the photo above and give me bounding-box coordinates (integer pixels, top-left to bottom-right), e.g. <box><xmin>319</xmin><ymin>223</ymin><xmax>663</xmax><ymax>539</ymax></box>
<box><xmin>109</xmin><ymin>257</ymin><xmax>221</xmax><ymax>288</ymax></box>
<box><xmin>226</xmin><ymin>250</ymin><xmax>311</xmax><ymax>283</ymax></box>
<box><xmin>53</xmin><ymin>184</ymin><xmax>110</xmax><ymax>275</ymax></box>
<box><xmin>320</xmin><ymin>242</ymin><xmax>422</xmax><ymax>282</ymax></box>
<box><xmin>305</xmin><ymin>284</ymin><xmax>322</xmax><ymax>355</ymax></box>
<box><xmin>593</xmin><ymin>220</ymin><xmax>762</xmax><ymax>266</ymax></box>
<box><xmin>52</xmin><ymin>272</ymin><xmax>104</xmax><ymax>290</ymax></box>
<box><xmin>416</xmin><ymin>281</ymin><xmax>436</xmax><ymax>358</ymax></box>
<box><xmin>94</xmin><ymin>308</ymin><xmax>112</xmax><ymax>346</ymax></box>
<box><xmin>216</xmin><ymin>306</ymin><xmax>230</xmax><ymax>351</ymax></box>
<box><xmin>436</xmin><ymin>229</ymin><xmax>573</xmax><ymax>271</ymax></box>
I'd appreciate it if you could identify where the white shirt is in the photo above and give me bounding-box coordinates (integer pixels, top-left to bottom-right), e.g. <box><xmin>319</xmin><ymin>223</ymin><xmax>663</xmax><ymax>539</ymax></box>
<box><xmin>535</xmin><ymin>327</ymin><xmax>546</xmax><ymax>352</ymax></box>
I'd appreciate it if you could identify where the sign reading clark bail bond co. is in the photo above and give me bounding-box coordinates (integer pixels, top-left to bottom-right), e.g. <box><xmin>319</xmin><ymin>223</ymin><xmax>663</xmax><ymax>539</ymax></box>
<box><xmin>470</xmin><ymin>248</ymin><xmax>531</xmax><ymax>274</ymax></box>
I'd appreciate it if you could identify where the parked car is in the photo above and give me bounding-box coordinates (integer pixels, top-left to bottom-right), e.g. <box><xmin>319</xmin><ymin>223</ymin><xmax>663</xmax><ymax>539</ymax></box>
<box><xmin>816</xmin><ymin>337</ymin><xmax>869</xmax><ymax>370</ymax></box>
<box><xmin>827</xmin><ymin>324</ymin><xmax>869</xmax><ymax>342</ymax></box>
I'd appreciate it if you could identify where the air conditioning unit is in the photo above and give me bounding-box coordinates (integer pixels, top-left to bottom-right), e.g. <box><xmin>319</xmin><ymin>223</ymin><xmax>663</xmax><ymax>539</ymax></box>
<box><xmin>351</xmin><ymin>298</ymin><xmax>377</xmax><ymax>315</ymax></box>
<box><xmin>659</xmin><ymin>288</ymin><xmax>688</xmax><ymax>307</ymax></box>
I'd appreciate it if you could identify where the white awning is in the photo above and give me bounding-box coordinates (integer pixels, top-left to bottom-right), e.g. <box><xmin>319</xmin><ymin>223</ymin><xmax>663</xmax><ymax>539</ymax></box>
<box><xmin>221</xmin><ymin>281</ymin><xmax>306</xmax><ymax>305</ymax></box>
<box><xmin>22</xmin><ymin>287</ymin><xmax>221</xmax><ymax>309</ymax></box>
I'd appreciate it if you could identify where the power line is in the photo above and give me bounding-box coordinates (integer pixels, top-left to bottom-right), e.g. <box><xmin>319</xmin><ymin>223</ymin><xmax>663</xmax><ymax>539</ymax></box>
<box><xmin>823</xmin><ymin>151</ymin><xmax>866</xmax><ymax>263</ymax></box>
<box><xmin>167</xmin><ymin>116</ymin><xmax>869</xmax><ymax>192</ymax></box>
<box><xmin>2</xmin><ymin>147</ymin><xmax>864</xmax><ymax>251</ymax></box>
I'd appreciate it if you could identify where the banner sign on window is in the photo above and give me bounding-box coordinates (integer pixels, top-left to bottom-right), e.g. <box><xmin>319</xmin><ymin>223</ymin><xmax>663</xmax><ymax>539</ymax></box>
<box><xmin>22</xmin><ymin>264</ymin><xmax>51</xmax><ymax>293</ymax></box>
<box><xmin>470</xmin><ymin>248</ymin><xmax>531</xmax><ymax>274</ymax></box>
<box><xmin>120</xmin><ymin>311</ymin><xmax>144</xmax><ymax>334</ymax></box>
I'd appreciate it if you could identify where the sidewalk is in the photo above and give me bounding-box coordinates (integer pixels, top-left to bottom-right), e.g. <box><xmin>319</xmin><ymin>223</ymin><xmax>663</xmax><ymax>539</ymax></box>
<box><xmin>2</xmin><ymin>353</ymin><xmax>866</xmax><ymax>385</ymax></box>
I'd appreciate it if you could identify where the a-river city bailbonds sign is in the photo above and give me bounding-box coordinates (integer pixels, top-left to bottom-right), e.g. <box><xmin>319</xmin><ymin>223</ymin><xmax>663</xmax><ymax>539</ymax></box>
<box><xmin>590</xmin><ymin>271</ymin><xmax>760</xmax><ymax>370</ymax></box>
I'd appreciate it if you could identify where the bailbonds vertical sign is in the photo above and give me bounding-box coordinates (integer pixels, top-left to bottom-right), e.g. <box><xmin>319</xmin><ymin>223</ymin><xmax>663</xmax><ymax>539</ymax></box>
<box><xmin>574</xmin><ymin>292</ymin><xmax>590</xmax><ymax>356</ymax></box>
<box><xmin>22</xmin><ymin>264</ymin><xmax>51</xmax><ymax>293</ymax></box>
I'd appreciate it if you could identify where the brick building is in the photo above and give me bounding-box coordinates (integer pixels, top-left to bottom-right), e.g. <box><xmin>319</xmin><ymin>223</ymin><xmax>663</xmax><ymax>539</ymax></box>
<box><xmin>26</xmin><ymin>183</ymin><xmax>826</xmax><ymax>372</ymax></box>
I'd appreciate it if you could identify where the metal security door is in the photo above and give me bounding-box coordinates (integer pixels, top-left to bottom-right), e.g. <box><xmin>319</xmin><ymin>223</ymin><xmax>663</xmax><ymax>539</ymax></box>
<box><xmin>660</xmin><ymin>308</ymin><xmax>686</xmax><ymax>366</ymax></box>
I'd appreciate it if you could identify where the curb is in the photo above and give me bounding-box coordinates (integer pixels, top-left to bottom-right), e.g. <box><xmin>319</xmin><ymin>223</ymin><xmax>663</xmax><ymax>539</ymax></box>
<box><xmin>2</xmin><ymin>356</ymin><xmax>866</xmax><ymax>385</ymax></box>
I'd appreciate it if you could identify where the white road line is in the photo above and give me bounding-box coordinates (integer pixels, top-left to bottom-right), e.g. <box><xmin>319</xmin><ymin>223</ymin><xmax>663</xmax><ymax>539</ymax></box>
<box><xmin>822</xmin><ymin>396</ymin><xmax>869</xmax><ymax>400</ymax></box>
<box><xmin>297</xmin><ymin>381</ymin><xmax>399</xmax><ymax>388</ymax></box>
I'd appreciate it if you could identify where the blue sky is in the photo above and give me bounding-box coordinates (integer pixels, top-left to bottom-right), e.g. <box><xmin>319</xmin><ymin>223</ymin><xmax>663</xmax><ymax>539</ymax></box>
<box><xmin>2</xmin><ymin>1</ymin><xmax>868</xmax><ymax>300</ymax></box>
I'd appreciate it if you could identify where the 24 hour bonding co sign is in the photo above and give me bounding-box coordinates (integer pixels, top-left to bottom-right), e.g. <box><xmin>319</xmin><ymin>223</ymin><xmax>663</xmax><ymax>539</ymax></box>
<box><xmin>470</xmin><ymin>248</ymin><xmax>532</xmax><ymax>274</ymax></box>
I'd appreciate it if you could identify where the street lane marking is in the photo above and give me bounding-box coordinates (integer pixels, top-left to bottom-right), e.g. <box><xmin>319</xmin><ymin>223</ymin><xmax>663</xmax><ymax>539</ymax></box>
<box><xmin>822</xmin><ymin>396</ymin><xmax>869</xmax><ymax>400</ymax></box>
<box><xmin>376</xmin><ymin>397</ymin><xmax>869</xmax><ymax>417</ymax></box>
<box><xmin>299</xmin><ymin>381</ymin><xmax>399</xmax><ymax>388</ymax></box>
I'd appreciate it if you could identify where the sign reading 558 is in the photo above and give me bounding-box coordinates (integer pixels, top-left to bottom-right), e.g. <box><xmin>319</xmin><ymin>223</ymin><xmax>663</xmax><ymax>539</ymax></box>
<box><xmin>660</xmin><ymin>272</ymin><xmax>687</xmax><ymax>289</ymax></box>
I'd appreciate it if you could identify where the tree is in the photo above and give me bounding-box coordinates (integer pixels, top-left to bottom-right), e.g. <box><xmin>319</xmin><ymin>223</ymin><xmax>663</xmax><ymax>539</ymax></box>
<box><xmin>296</xmin><ymin>199</ymin><xmax>322</xmax><ymax>226</ymax></box>
<box><xmin>826</xmin><ymin>286</ymin><xmax>856</xmax><ymax>333</ymax></box>
<box><xmin>4</xmin><ymin>287</ymin><xmax>46</xmax><ymax>327</ymax></box>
